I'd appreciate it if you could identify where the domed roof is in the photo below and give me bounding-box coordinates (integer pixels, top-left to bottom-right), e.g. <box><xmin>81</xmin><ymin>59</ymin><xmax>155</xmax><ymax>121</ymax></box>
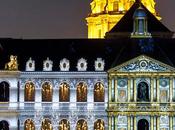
<box><xmin>133</xmin><ymin>6</ymin><xmax>147</xmax><ymax>18</ymax></box>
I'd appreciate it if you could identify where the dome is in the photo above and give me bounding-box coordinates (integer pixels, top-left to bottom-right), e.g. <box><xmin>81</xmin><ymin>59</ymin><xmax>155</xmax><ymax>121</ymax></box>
<box><xmin>133</xmin><ymin>6</ymin><xmax>147</xmax><ymax>18</ymax></box>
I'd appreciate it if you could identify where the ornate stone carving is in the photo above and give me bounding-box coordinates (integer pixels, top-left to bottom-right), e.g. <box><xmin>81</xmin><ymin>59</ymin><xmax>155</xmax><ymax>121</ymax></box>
<box><xmin>160</xmin><ymin>116</ymin><xmax>169</xmax><ymax>125</ymax></box>
<box><xmin>77</xmin><ymin>58</ymin><xmax>87</xmax><ymax>71</ymax></box>
<box><xmin>5</xmin><ymin>55</ymin><xmax>18</xmax><ymax>70</ymax></box>
<box><xmin>43</xmin><ymin>57</ymin><xmax>53</xmax><ymax>71</ymax></box>
<box><xmin>95</xmin><ymin>58</ymin><xmax>105</xmax><ymax>71</ymax></box>
<box><xmin>26</xmin><ymin>57</ymin><xmax>35</xmax><ymax>71</ymax></box>
<box><xmin>60</xmin><ymin>58</ymin><xmax>70</xmax><ymax>71</ymax></box>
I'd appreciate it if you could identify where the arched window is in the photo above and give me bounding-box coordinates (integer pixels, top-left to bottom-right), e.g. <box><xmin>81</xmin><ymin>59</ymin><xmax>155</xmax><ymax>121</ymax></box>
<box><xmin>77</xmin><ymin>82</ymin><xmax>87</xmax><ymax>102</ymax></box>
<box><xmin>137</xmin><ymin>82</ymin><xmax>149</xmax><ymax>102</ymax></box>
<box><xmin>42</xmin><ymin>82</ymin><xmax>53</xmax><ymax>102</ymax></box>
<box><xmin>138</xmin><ymin>119</ymin><xmax>149</xmax><ymax>130</ymax></box>
<box><xmin>41</xmin><ymin>119</ymin><xmax>52</xmax><ymax>130</ymax></box>
<box><xmin>0</xmin><ymin>82</ymin><xmax>9</xmax><ymax>102</ymax></box>
<box><xmin>58</xmin><ymin>119</ymin><xmax>70</xmax><ymax>130</ymax></box>
<box><xmin>25</xmin><ymin>82</ymin><xmax>35</xmax><ymax>101</ymax></box>
<box><xmin>76</xmin><ymin>119</ymin><xmax>88</xmax><ymax>130</ymax></box>
<box><xmin>59</xmin><ymin>82</ymin><xmax>70</xmax><ymax>102</ymax></box>
<box><xmin>94</xmin><ymin>82</ymin><xmax>104</xmax><ymax>102</ymax></box>
<box><xmin>24</xmin><ymin>119</ymin><xmax>35</xmax><ymax>130</ymax></box>
<box><xmin>0</xmin><ymin>120</ymin><xmax>9</xmax><ymax>130</ymax></box>
<box><xmin>94</xmin><ymin>119</ymin><xmax>105</xmax><ymax>130</ymax></box>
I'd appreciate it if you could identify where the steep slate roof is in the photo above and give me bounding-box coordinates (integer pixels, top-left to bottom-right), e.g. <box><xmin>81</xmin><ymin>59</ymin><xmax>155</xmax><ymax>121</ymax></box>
<box><xmin>0</xmin><ymin>38</ymin><xmax>175</xmax><ymax>71</ymax></box>
<box><xmin>106</xmin><ymin>1</ymin><xmax>174</xmax><ymax>38</ymax></box>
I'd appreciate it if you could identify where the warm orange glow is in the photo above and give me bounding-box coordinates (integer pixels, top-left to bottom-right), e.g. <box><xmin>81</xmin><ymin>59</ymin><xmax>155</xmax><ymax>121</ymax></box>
<box><xmin>86</xmin><ymin>0</ymin><xmax>160</xmax><ymax>39</ymax></box>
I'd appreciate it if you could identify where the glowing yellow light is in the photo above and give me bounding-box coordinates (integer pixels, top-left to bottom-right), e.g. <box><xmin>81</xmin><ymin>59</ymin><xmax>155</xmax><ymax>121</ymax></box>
<box><xmin>86</xmin><ymin>0</ymin><xmax>160</xmax><ymax>39</ymax></box>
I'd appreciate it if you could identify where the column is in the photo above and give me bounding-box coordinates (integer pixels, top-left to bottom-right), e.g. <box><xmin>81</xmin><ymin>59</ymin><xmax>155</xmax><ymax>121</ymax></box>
<box><xmin>170</xmin><ymin>116</ymin><xmax>173</xmax><ymax>130</ymax></box>
<box><xmin>156</xmin><ymin>116</ymin><xmax>160</xmax><ymax>130</ymax></box>
<box><xmin>112</xmin><ymin>116</ymin><xmax>115</xmax><ymax>130</ymax></box>
<box><xmin>114</xmin><ymin>116</ymin><xmax>117</xmax><ymax>130</ymax></box>
<box><xmin>128</xmin><ymin>116</ymin><xmax>131</xmax><ymax>130</ymax></box>
<box><xmin>109</xmin><ymin>78</ymin><xmax>112</xmax><ymax>102</ymax></box>
<box><xmin>108</xmin><ymin>115</ymin><xmax>112</xmax><ymax>130</ymax></box>
<box><xmin>131</xmin><ymin>116</ymin><xmax>134</xmax><ymax>130</ymax></box>
<box><xmin>151</xmin><ymin>116</ymin><xmax>154</xmax><ymax>130</ymax></box>
<box><xmin>151</xmin><ymin>78</ymin><xmax>154</xmax><ymax>102</ymax></box>
<box><xmin>115</xmin><ymin>77</ymin><xmax>118</xmax><ymax>102</ymax></box>
<box><xmin>134</xmin><ymin>79</ymin><xmax>137</xmax><ymax>102</ymax></box>
<box><xmin>134</xmin><ymin>116</ymin><xmax>137</xmax><ymax>130</ymax></box>
<box><xmin>130</xmin><ymin>78</ymin><xmax>134</xmax><ymax>101</ymax></box>
<box><xmin>128</xmin><ymin>78</ymin><xmax>131</xmax><ymax>102</ymax></box>
<box><xmin>112</xmin><ymin>78</ymin><xmax>115</xmax><ymax>102</ymax></box>
<box><xmin>156</xmin><ymin>78</ymin><xmax>160</xmax><ymax>103</ymax></box>
<box><xmin>170</xmin><ymin>77</ymin><xmax>173</xmax><ymax>103</ymax></box>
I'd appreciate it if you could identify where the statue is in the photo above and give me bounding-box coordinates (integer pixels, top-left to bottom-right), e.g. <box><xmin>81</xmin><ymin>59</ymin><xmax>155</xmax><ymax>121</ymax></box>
<box><xmin>138</xmin><ymin>82</ymin><xmax>148</xmax><ymax>101</ymax></box>
<box><xmin>60</xmin><ymin>83</ymin><xmax>69</xmax><ymax>102</ymax></box>
<box><xmin>5</xmin><ymin>55</ymin><xmax>18</xmax><ymax>70</ymax></box>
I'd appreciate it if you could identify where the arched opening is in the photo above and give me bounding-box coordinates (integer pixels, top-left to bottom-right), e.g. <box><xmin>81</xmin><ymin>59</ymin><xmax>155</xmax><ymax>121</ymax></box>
<box><xmin>0</xmin><ymin>120</ymin><xmax>9</xmax><ymax>130</ymax></box>
<box><xmin>94</xmin><ymin>119</ymin><xmax>105</xmax><ymax>130</ymax></box>
<box><xmin>0</xmin><ymin>81</ymin><xmax>9</xmax><ymax>102</ymax></box>
<box><xmin>24</xmin><ymin>119</ymin><xmax>35</xmax><ymax>130</ymax></box>
<box><xmin>25</xmin><ymin>82</ymin><xmax>35</xmax><ymax>101</ymax></box>
<box><xmin>138</xmin><ymin>119</ymin><xmax>149</xmax><ymax>130</ymax></box>
<box><xmin>137</xmin><ymin>82</ymin><xmax>149</xmax><ymax>101</ymax></box>
<box><xmin>58</xmin><ymin>119</ymin><xmax>70</xmax><ymax>130</ymax></box>
<box><xmin>76</xmin><ymin>119</ymin><xmax>88</xmax><ymax>130</ymax></box>
<box><xmin>77</xmin><ymin>82</ymin><xmax>87</xmax><ymax>102</ymax></box>
<box><xmin>94</xmin><ymin>82</ymin><xmax>104</xmax><ymax>102</ymax></box>
<box><xmin>59</xmin><ymin>82</ymin><xmax>70</xmax><ymax>102</ymax></box>
<box><xmin>41</xmin><ymin>119</ymin><xmax>52</xmax><ymax>130</ymax></box>
<box><xmin>42</xmin><ymin>82</ymin><xmax>53</xmax><ymax>102</ymax></box>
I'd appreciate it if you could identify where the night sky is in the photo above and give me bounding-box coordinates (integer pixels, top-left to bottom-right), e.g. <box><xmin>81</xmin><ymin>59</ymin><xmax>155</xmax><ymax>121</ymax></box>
<box><xmin>0</xmin><ymin>0</ymin><xmax>174</xmax><ymax>39</ymax></box>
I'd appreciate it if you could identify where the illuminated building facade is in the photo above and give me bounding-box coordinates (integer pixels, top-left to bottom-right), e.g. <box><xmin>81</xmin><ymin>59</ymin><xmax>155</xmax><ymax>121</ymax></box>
<box><xmin>86</xmin><ymin>0</ymin><xmax>160</xmax><ymax>38</ymax></box>
<box><xmin>0</xmin><ymin>0</ymin><xmax>175</xmax><ymax>130</ymax></box>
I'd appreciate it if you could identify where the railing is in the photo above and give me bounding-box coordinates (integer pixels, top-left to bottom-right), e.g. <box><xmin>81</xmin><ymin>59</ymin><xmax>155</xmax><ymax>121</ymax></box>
<box><xmin>0</xmin><ymin>102</ymin><xmax>108</xmax><ymax>111</ymax></box>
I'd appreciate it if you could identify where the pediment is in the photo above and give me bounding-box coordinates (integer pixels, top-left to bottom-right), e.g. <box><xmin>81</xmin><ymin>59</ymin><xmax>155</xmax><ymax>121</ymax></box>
<box><xmin>108</xmin><ymin>55</ymin><xmax>175</xmax><ymax>73</ymax></box>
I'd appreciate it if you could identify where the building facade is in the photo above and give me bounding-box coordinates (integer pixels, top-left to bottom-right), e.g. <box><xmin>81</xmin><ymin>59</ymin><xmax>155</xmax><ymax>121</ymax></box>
<box><xmin>0</xmin><ymin>0</ymin><xmax>175</xmax><ymax>130</ymax></box>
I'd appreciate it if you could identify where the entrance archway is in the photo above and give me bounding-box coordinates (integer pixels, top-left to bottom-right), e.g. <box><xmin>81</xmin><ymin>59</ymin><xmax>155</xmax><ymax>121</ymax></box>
<box><xmin>0</xmin><ymin>82</ymin><xmax>9</xmax><ymax>102</ymax></box>
<box><xmin>137</xmin><ymin>82</ymin><xmax>149</xmax><ymax>101</ymax></box>
<box><xmin>0</xmin><ymin>120</ymin><xmax>9</xmax><ymax>130</ymax></box>
<box><xmin>138</xmin><ymin>119</ymin><xmax>149</xmax><ymax>130</ymax></box>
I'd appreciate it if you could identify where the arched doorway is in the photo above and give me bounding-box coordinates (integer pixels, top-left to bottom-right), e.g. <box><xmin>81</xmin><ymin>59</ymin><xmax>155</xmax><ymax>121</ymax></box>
<box><xmin>25</xmin><ymin>82</ymin><xmax>35</xmax><ymax>101</ymax></box>
<box><xmin>0</xmin><ymin>120</ymin><xmax>9</xmax><ymax>130</ymax></box>
<box><xmin>77</xmin><ymin>82</ymin><xmax>87</xmax><ymax>102</ymax></box>
<box><xmin>94</xmin><ymin>119</ymin><xmax>105</xmax><ymax>130</ymax></box>
<box><xmin>24</xmin><ymin>119</ymin><xmax>35</xmax><ymax>130</ymax></box>
<box><xmin>76</xmin><ymin>119</ymin><xmax>88</xmax><ymax>130</ymax></box>
<box><xmin>94</xmin><ymin>82</ymin><xmax>104</xmax><ymax>102</ymax></box>
<box><xmin>42</xmin><ymin>82</ymin><xmax>53</xmax><ymax>102</ymax></box>
<box><xmin>137</xmin><ymin>82</ymin><xmax>149</xmax><ymax>101</ymax></box>
<box><xmin>138</xmin><ymin>119</ymin><xmax>149</xmax><ymax>130</ymax></box>
<box><xmin>59</xmin><ymin>82</ymin><xmax>70</xmax><ymax>102</ymax></box>
<box><xmin>58</xmin><ymin>119</ymin><xmax>70</xmax><ymax>130</ymax></box>
<box><xmin>0</xmin><ymin>81</ymin><xmax>9</xmax><ymax>102</ymax></box>
<box><xmin>41</xmin><ymin>119</ymin><xmax>53</xmax><ymax>130</ymax></box>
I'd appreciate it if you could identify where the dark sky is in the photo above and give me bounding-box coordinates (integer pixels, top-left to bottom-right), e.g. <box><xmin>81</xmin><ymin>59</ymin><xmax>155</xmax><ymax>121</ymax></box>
<box><xmin>0</xmin><ymin>0</ymin><xmax>174</xmax><ymax>39</ymax></box>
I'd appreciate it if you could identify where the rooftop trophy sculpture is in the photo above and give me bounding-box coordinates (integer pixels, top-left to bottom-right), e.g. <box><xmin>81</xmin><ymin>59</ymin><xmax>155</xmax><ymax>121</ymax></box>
<box><xmin>5</xmin><ymin>55</ymin><xmax>18</xmax><ymax>70</ymax></box>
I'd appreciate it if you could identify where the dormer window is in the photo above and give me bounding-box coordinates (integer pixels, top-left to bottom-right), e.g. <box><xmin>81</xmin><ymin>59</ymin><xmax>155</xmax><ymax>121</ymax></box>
<box><xmin>26</xmin><ymin>57</ymin><xmax>35</xmax><ymax>71</ymax></box>
<box><xmin>60</xmin><ymin>58</ymin><xmax>70</xmax><ymax>71</ymax></box>
<box><xmin>77</xmin><ymin>58</ymin><xmax>87</xmax><ymax>71</ymax></box>
<box><xmin>95</xmin><ymin>58</ymin><xmax>105</xmax><ymax>71</ymax></box>
<box><xmin>131</xmin><ymin>6</ymin><xmax>151</xmax><ymax>38</ymax></box>
<box><xmin>43</xmin><ymin>58</ymin><xmax>53</xmax><ymax>71</ymax></box>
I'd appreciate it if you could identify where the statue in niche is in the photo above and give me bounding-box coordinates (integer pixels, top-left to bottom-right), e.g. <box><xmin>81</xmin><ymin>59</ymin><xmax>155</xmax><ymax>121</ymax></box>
<box><xmin>59</xmin><ymin>120</ymin><xmax>70</xmax><ymax>130</ymax></box>
<box><xmin>94</xmin><ymin>119</ymin><xmax>105</xmax><ymax>130</ymax></box>
<box><xmin>77</xmin><ymin>82</ymin><xmax>87</xmax><ymax>102</ymax></box>
<box><xmin>137</xmin><ymin>82</ymin><xmax>149</xmax><ymax>101</ymax></box>
<box><xmin>94</xmin><ymin>82</ymin><xmax>104</xmax><ymax>102</ymax></box>
<box><xmin>42</xmin><ymin>82</ymin><xmax>52</xmax><ymax>102</ymax></box>
<box><xmin>76</xmin><ymin>120</ymin><xmax>88</xmax><ymax>130</ymax></box>
<box><xmin>59</xmin><ymin>83</ymin><xmax>70</xmax><ymax>102</ymax></box>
